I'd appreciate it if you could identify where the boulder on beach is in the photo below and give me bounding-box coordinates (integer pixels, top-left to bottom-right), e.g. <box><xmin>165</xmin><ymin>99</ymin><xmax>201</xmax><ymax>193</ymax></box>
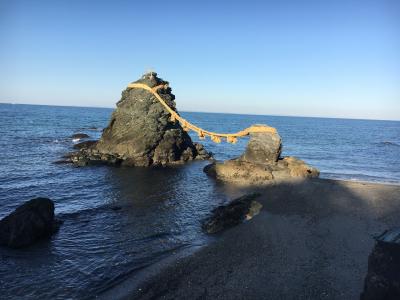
<box><xmin>0</xmin><ymin>198</ymin><xmax>61</xmax><ymax>248</ymax></box>
<box><xmin>202</xmin><ymin>193</ymin><xmax>262</xmax><ymax>234</ymax></box>
<box><xmin>69</xmin><ymin>72</ymin><xmax>211</xmax><ymax>167</ymax></box>
<box><xmin>360</xmin><ymin>228</ymin><xmax>400</xmax><ymax>300</ymax></box>
<box><xmin>204</xmin><ymin>125</ymin><xmax>319</xmax><ymax>184</ymax></box>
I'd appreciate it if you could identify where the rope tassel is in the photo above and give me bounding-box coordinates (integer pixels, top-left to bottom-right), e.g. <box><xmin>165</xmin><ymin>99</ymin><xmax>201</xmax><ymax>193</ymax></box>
<box><xmin>227</xmin><ymin>136</ymin><xmax>238</xmax><ymax>144</ymax></box>
<box><xmin>211</xmin><ymin>135</ymin><xmax>221</xmax><ymax>143</ymax></box>
<box><xmin>198</xmin><ymin>131</ymin><xmax>206</xmax><ymax>140</ymax></box>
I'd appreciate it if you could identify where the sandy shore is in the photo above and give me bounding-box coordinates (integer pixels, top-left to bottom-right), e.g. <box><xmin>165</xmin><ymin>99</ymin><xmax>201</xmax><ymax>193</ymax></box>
<box><xmin>99</xmin><ymin>178</ymin><xmax>400</xmax><ymax>300</ymax></box>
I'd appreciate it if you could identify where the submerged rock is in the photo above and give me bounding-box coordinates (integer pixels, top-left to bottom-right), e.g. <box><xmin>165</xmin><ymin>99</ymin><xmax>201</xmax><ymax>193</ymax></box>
<box><xmin>71</xmin><ymin>133</ymin><xmax>89</xmax><ymax>139</ymax></box>
<box><xmin>0</xmin><ymin>198</ymin><xmax>61</xmax><ymax>248</ymax></box>
<box><xmin>202</xmin><ymin>193</ymin><xmax>262</xmax><ymax>234</ymax></box>
<box><xmin>360</xmin><ymin>228</ymin><xmax>400</xmax><ymax>300</ymax></box>
<box><xmin>69</xmin><ymin>72</ymin><xmax>211</xmax><ymax>167</ymax></box>
<box><xmin>204</xmin><ymin>125</ymin><xmax>319</xmax><ymax>184</ymax></box>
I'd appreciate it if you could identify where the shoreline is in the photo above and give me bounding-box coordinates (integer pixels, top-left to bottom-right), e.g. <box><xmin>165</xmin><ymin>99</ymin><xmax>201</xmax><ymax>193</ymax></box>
<box><xmin>2</xmin><ymin>103</ymin><xmax>400</xmax><ymax>122</ymax></box>
<box><xmin>319</xmin><ymin>176</ymin><xmax>400</xmax><ymax>187</ymax></box>
<box><xmin>98</xmin><ymin>178</ymin><xmax>400</xmax><ymax>300</ymax></box>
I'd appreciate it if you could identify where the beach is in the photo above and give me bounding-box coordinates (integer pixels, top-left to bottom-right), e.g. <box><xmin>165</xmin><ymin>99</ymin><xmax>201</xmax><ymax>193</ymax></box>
<box><xmin>101</xmin><ymin>178</ymin><xmax>400</xmax><ymax>300</ymax></box>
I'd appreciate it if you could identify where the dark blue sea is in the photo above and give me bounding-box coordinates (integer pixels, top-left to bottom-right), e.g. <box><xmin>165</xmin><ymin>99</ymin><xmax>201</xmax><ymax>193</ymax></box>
<box><xmin>0</xmin><ymin>103</ymin><xmax>399</xmax><ymax>299</ymax></box>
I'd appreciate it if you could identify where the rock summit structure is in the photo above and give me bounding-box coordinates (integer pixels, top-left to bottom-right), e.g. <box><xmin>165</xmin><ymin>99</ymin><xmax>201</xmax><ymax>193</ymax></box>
<box><xmin>204</xmin><ymin>125</ymin><xmax>319</xmax><ymax>184</ymax></box>
<box><xmin>70</xmin><ymin>72</ymin><xmax>211</xmax><ymax>167</ymax></box>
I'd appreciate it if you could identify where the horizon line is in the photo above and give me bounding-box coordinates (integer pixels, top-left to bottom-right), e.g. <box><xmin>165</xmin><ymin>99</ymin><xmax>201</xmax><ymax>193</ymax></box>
<box><xmin>1</xmin><ymin>101</ymin><xmax>399</xmax><ymax>122</ymax></box>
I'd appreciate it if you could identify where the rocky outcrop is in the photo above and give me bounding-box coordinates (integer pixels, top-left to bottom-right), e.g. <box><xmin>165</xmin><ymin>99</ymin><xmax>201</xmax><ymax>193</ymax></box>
<box><xmin>0</xmin><ymin>198</ymin><xmax>61</xmax><ymax>248</ymax></box>
<box><xmin>204</xmin><ymin>125</ymin><xmax>319</xmax><ymax>184</ymax></box>
<box><xmin>202</xmin><ymin>193</ymin><xmax>262</xmax><ymax>234</ymax></box>
<box><xmin>73</xmin><ymin>140</ymin><xmax>97</xmax><ymax>150</ymax></box>
<box><xmin>360</xmin><ymin>228</ymin><xmax>400</xmax><ymax>300</ymax></box>
<box><xmin>69</xmin><ymin>72</ymin><xmax>211</xmax><ymax>167</ymax></box>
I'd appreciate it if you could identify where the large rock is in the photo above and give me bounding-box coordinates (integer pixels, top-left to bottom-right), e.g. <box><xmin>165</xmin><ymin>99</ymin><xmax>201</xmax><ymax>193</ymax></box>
<box><xmin>70</xmin><ymin>72</ymin><xmax>211</xmax><ymax>167</ymax></box>
<box><xmin>204</xmin><ymin>126</ymin><xmax>319</xmax><ymax>184</ymax></box>
<box><xmin>360</xmin><ymin>228</ymin><xmax>400</xmax><ymax>300</ymax></box>
<box><xmin>0</xmin><ymin>198</ymin><xmax>61</xmax><ymax>248</ymax></box>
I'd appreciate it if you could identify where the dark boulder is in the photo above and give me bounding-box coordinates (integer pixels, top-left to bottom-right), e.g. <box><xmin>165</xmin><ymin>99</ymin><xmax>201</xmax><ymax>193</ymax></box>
<box><xmin>360</xmin><ymin>228</ymin><xmax>400</xmax><ymax>300</ymax></box>
<box><xmin>202</xmin><ymin>193</ymin><xmax>262</xmax><ymax>234</ymax></box>
<box><xmin>0</xmin><ymin>198</ymin><xmax>61</xmax><ymax>248</ymax></box>
<box><xmin>71</xmin><ymin>133</ymin><xmax>89</xmax><ymax>139</ymax></box>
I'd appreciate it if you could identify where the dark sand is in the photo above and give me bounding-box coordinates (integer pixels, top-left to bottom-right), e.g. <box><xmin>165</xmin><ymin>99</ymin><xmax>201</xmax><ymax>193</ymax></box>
<box><xmin>100</xmin><ymin>179</ymin><xmax>400</xmax><ymax>300</ymax></box>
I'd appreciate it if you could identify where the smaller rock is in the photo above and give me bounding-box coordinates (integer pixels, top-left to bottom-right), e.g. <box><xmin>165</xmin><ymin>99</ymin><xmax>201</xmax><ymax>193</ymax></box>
<box><xmin>54</xmin><ymin>152</ymin><xmax>79</xmax><ymax>164</ymax></box>
<box><xmin>71</xmin><ymin>133</ymin><xmax>89</xmax><ymax>139</ymax></box>
<box><xmin>62</xmin><ymin>152</ymin><xmax>77</xmax><ymax>159</ymax></box>
<box><xmin>204</xmin><ymin>125</ymin><xmax>319</xmax><ymax>184</ymax></box>
<box><xmin>73</xmin><ymin>140</ymin><xmax>97</xmax><ymax>150</ymax></box>
<box><xmin>194</xmin><ymin>143</ymin><xmax>213</xmax><ymax>160</ymax></box>
<box><xmin>241</xmin><ymin>127</ymin><xmax>282</xmax><ymax>164</ymax></box>
<box><xmin>202</xmin><ymin>193</ymin><xmax>262</xmax><ymax>234</ymax></box>
<box><xmin>0</xmin><ymin>198</ymin><xmax>61</xmax><ymax>248</ymax></box>
<box><xmin>280</xmin><ymin>156</ymin><xmax>319</xmax><ymax>178</ymax></box>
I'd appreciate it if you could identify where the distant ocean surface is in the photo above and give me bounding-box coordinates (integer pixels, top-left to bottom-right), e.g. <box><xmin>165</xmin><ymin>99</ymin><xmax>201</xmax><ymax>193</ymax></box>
<box><xmin>0</xmin><ymin>103</ymin><xmax>399</xmax><ymax>299</ymax></box>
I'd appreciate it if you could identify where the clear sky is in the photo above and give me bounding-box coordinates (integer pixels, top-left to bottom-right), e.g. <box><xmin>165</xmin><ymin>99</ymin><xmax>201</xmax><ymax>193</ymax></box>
<box><xmin>1</xmin><ymin>0</ymin><xmax>399</xmax><ymax>120</ymax></box>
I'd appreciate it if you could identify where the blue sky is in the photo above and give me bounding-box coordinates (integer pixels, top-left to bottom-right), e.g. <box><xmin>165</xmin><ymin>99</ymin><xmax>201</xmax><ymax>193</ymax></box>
<box><xmin>0</xmin><ymin>0</ymin><xmax>399</xmax><ymax>120</ymax></box>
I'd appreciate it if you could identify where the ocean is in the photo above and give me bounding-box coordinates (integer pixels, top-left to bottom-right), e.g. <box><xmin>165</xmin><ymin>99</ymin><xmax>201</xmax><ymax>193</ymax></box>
<box><xmin>0</xmin><ymin>103</ymin><xmax>399</xmax><ymax>299</ymax></box>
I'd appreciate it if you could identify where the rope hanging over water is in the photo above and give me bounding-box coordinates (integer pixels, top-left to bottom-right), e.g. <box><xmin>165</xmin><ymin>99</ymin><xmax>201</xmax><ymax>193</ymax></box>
<box><xmin>127</xmin><ymin>82</ymin><xmax>277</xmax><ymax>144</ymax></box>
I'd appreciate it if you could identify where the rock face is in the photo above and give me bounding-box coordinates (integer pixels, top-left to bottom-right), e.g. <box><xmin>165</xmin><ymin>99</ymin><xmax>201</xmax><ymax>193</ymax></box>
<box><xmin>73</xmin><ymin>140</ymin><xmax>97</xmax><ymax>150</ymax></box>
<box><xmin>204</xmin><ymin>125</ymin><xmax>319</xmax><ymax>184</ymax></box>
<box><xmin>240</xmin><ymin>128</ymin><xmax>282</xmax><ymax>164</ymax></box>
<box><xmin>202</xmin><ymin>193</ymin><xmax>262</xmax><ymax>234</ymax></box>
<box><xmin>360</xmin><ymin>228</ymin><xmax>400</xmax><ymax>300</ymax></box>
<box><xmin>70</xmin><ymin>72</ymin><xmax>211</xmax><ymax>167</ymax></box>
<box><xmin>0</xmin><ymin>198</ymin><xmax>61</xmax><ymax>248</ymax></box>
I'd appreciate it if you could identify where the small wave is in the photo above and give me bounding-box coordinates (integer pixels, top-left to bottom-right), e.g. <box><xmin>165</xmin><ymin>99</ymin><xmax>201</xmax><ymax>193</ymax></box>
<box><xmin>376</xmin><ymin>141</ymin><xmax>400</xmax><ymax>147</ymax></box>
<box><xmin>72</xmin><ymin>138</ymin><xmax>81</xmax><ymax>142</ymax></box>
<box><xmin>57</xmin><ymin>203</ymin><xmax>129</xmax><ymax>220</ymax></box>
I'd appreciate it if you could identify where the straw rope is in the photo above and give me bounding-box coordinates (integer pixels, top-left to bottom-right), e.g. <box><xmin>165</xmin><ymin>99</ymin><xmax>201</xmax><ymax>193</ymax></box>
<box><xmin>127</xmin><ymin>82</ymin><xmax>276</xmax><ymax>144</ymax></box>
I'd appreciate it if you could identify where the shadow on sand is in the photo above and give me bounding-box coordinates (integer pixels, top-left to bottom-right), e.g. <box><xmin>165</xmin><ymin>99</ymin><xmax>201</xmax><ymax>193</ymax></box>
<box><xmin>127</xmin><ymin>178</ymin><xmax>400</xmax><ymax>300</ymax></box>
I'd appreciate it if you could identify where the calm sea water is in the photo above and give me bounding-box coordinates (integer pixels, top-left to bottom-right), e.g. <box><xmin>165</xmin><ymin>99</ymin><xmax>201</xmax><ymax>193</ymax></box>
<box><xmin>0</xmin><ymin>103</ymin><xmax>399</xmax><ymax>299</ymax></box>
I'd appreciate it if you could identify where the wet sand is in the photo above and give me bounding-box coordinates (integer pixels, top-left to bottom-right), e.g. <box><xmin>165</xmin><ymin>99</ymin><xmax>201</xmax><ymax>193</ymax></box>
<box><xmin>100</xmin><ymin>178</ymin><xmax>400</xmax><ymax>300</ymax></box>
